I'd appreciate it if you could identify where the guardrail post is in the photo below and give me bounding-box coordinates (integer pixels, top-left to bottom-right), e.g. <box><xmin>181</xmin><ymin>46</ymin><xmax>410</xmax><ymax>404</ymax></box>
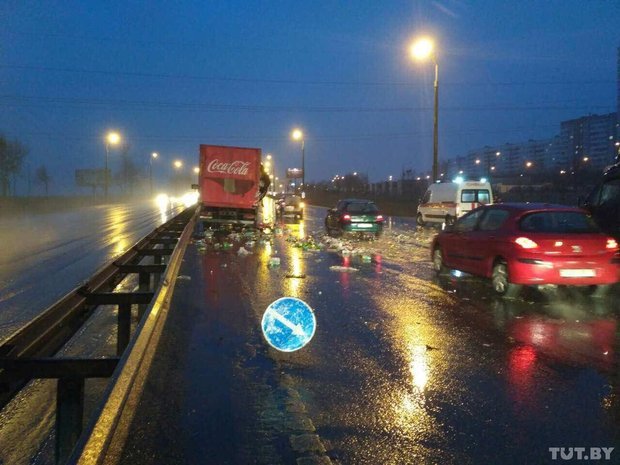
<box><xmin>56</xmin><ymin>377</ymin><xmax>84</xmax><ymax>465</ymax></box>
<box><xmin>138</xmin><ymin>272</ymin><xmax>150</xmax><ymax>320</ymax></box>
<box><xmin>117</xmin><ymin>303</ymin><xmax>131</xmax><ymax>356</ymax></box>
<box><xmin>153</xmin><ymin>255</ymin><xmax>162</xmax><ymax>284</ymax></box>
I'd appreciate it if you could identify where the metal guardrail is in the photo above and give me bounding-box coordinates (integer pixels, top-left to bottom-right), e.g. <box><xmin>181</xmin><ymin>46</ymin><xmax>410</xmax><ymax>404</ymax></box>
<box><xmin>69</xmin><ymin>205</ymin><xmax>198</xmax><ymax>465</ymax></box>
<box><xmin>0</xmin><ymin>206</ymin><xmax>198</xmax><ymax>464</ymax></box>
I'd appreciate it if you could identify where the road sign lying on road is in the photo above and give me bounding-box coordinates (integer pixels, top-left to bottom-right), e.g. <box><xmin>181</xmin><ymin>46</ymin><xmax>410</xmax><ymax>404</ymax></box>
<box><xmin>261</xmin><ymin>297</ymin><xmax>316</xmax><ymax>352</ymax></box>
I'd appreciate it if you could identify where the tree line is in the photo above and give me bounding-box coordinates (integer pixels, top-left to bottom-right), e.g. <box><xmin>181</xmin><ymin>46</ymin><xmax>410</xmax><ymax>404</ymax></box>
<box><xmin>0</xmin><ymin>133</ymin><xmax>143</xmax><ymax>197</ymax></box>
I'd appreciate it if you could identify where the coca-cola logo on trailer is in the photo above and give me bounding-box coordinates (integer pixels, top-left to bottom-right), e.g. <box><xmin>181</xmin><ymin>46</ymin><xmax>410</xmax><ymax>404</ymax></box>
<box><xmin>207</xmin><ymin>159</ymin><xmax>250</xmax><ymax>176</ymax></box>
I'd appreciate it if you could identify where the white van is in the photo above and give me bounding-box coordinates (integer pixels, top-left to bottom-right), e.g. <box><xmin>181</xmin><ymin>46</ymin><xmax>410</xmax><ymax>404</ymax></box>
<box><xmin>416</xmin><ymin>181</ymin><xmax>493</xmax><ymax>226</ymax></box>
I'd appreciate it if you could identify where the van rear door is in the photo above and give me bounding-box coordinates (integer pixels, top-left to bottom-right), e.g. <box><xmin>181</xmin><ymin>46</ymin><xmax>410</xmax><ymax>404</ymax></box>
<box><xmin>459</xmin><ymin>187</ymin><xmax>492</xmax><ymax>215</ymax></box>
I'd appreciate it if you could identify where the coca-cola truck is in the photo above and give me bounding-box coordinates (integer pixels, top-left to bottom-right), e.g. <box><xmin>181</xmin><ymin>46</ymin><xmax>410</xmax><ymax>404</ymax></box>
<box><xmin>198</xmin><ymin>144</ymin><xmax>260</xmax><ymax>225</ymax></box>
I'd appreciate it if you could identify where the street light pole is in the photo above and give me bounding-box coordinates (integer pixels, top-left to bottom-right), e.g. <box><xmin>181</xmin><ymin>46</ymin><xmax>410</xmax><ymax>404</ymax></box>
<box><xmin>150</xmin><ymin>152</ymin><xmax>158</xmax><ymax>196</ymax></box>
<box><xmin>105</xmin><ymin>143</ymin><xmax>110</xmax><ymax>199</ymax></box>
<box><xmin>432</xmin><ymin>60</ymin><xmax>439</xmax><ymax>183</ymax></box>
<box><xmin>291</xmin><ymin>129</ymin><xmax>305</xmax><ymax>193</ymax></box>
<box><xmin>301</xmin><ymin>138</ymin><xmax>305</xmax><ymax>189</ymax></box>
<box><xmin>104</xmin><ymin>132</ymin><xmax>120</xmax><ymax>200</ymax></box>
<box><xmin>410</xmin><ymin>37</ymin><xmax>439</xmax><ymax>183</ymax></box>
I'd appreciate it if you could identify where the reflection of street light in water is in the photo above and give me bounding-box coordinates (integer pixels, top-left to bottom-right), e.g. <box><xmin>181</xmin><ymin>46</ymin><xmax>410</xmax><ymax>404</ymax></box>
<box><xmin>286</xmin><ymin>247</ymin><xmax>304</xmax><ymax>297</ymax></box>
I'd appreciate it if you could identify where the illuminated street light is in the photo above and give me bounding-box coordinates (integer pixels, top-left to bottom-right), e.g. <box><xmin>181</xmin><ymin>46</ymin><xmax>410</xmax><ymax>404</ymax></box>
<box><xmin>410</xmin><ymin>37</ymin><xmax>434</xmax><ymax>60</ymax></box>
<box><xmin>104</xmin><ymin>131</ymin><xmax>121</xmax><ymax>199</ymax></box>
<box><xmin>193</xmin><ymin>166</ymin><xmax>200</xmax><ymax>174</ymax></box>
<box><xmin>475</xmin><ymin>159</ymin><xmax>481</xmax><ymax>165</ymax></box>
<box><xmin>291</xmin><ymin>129</ymin><xmax>305</xmax><ymax>190</ymax></box>
<box><xmin>583</xmin><ymin>156</ymin><xmax>589</xmax><ymax>162</ymax></box>
<box><xmin>149</xmin><ymin>152</ymin><xmax>158</xmax><ymax>195</ymax></box>
<box><xmin>525</xmin><ymin>161</ymin><xmax>533</xmax><ymax>168</ymax></box>
<box><xmin>410</xmin><ymin>36</ymin><xmax>439</xmax><ymax>182</ymax></box>
<box><xmin>174</xmin><ymin>160</ymin><xmax>183</xmax><ymax>169</ymax></box>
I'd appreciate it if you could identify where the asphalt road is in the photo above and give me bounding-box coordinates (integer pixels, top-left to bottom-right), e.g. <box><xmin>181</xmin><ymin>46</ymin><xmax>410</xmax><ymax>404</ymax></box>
<box><xmin>0</xmin><ymin>199</ymin><xmax>181</xmax><ymax>341</ymax></box>
<box><xmin>113</xmin><ymin>205</ymin><xmax>620</xmax><ymax>465</ymax></box>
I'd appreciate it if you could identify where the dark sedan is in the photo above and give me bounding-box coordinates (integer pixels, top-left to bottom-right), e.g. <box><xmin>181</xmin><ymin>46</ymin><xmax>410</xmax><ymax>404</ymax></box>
<box><xmin>325</xmin><ymin>199</ymin><xmax>384</xmax><ymax>237</ymax></box>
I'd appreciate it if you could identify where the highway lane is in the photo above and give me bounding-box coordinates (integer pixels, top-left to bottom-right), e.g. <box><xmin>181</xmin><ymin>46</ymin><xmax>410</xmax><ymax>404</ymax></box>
<box><xmin>113</xmin><ymin>205</ymin><xmax>620</xmax><ymax>465</ymax></box>
<box><xmin>0</xmin><ymin>199</ymin><xmax>180</xmax><ymax>341</ymax></box>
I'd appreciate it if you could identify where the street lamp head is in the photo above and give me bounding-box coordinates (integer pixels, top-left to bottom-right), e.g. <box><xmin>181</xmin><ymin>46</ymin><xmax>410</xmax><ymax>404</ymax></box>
<box><xmin>106</xmin><ymin>131</ymin><xmax>121</xmax><ymax>146</ymax></box>
<box><xmin>291</xmin><ymin>128</ymin><xmax>303</xmax><ymax>141</ymax></box>
<box><xmin>266</xmin><ymin>154</ymin><xmax>272</xmax><ymax>160</ymax></box>
<box><xmin>152</xmin><ymin>152</ymin><xmax>159</xmax><ymax>159</ymax></box>
<box><xmin>410</xmin><ymin>37</ymin><xmax>434</xmax><ymax>61</ymax></box>
<box><xmin>475</xmin><ymin>159</ymin><xmax>481</xmax><ymax>164</ymax></box>
<box><xmin>193</xmin><ymin>166</ymin><xmax>199</xmax><ymax>174</ymax></box>
<box><xmin>526</xmin><ymin>161</ymin><xmax>533</xmax><ymax>168</ymax></box>
<box><xmin>173</xmin><ymin>160</ymin><xmax>183</xmax><ymax>169</ymax></box>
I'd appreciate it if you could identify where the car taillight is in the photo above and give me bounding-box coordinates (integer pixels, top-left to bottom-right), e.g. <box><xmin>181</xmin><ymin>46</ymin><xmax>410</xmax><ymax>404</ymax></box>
<box><xmin>342</xmin><ymin>214</ymin><xmax>351</xmax><ymax>221</ymax></box>
<box><xmin>376</xmin><ymin>215</ymin><xmax>384</xmax><ymax>222</ymax></box>
<box><xmin>515</xmin><ymin>237</ymin><xmax>538</xmax><ymax>249</ymax></box>
<box><xmin>606</xmin><ymin>238</ymin><xmax>618</xmax><ymax>250</ymax></box>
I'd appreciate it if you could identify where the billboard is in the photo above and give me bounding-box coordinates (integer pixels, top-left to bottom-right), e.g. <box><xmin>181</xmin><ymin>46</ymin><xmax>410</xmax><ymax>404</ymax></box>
<box><xmin>75</xmin><ymin>169</ymin><xmax>107</xmax><ymax>187</ymax></box>
<box><xmin>287</xmin><ymin>168</ymin><xmax>303</xmax><ymax>179</ymax></box>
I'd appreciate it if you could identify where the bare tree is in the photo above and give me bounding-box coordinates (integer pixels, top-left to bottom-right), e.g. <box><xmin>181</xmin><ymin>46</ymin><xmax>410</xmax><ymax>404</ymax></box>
<box><xmin>35</xmin><ymin>165</ymin><xmax>51</xmax><ymax>196</ymax></box>
<box><xmin>0</xmin><ymin>135</ymin><xmax>28</xmax><ymax>197</ymax></box>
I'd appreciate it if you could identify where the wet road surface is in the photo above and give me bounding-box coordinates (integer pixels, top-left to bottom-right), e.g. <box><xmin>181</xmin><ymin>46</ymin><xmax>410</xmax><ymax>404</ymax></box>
<box><xmin>0</xmin><ymin>200</ymin><xmax>180</xmax><ymax>340</ymax></box>
<box><xmin>113</xmin><ymin>205</ymin><xmax>620</xmax><ymax>465</ymax></box>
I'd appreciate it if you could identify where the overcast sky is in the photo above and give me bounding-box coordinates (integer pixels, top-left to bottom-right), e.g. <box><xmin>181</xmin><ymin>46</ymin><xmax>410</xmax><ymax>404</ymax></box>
<box><xmin>1</xmin><ymin>0</ymin><xmax>619</xmax><ymax>193</ymax></box>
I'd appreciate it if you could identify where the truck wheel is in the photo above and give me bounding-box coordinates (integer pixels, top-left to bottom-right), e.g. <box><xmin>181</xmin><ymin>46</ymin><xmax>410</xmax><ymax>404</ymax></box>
<box><xmin>416</xmin><ymin>213</ymin><xmax>425</xmax><ymax>227</ymax></box>
<box><xmin>492</xmin><ymin>261</ymin><xmax>522</xmax><ymax>298</ymax></box>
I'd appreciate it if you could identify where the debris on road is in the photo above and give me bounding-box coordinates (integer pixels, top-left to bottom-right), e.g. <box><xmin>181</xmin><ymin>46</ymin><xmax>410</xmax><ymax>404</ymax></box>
<box><xmin>329</xmin><ymin>265</ymin><xmax>359</xmax><ymax>273</ymax></box>
<box><xmin>268</xmin><ymin>257</ymin><xmax>281</xmax><ymax>267</ymax></box>
<box><xmin>237</xmin><ymin>247</ymin><xmax>252</xmax><ymax>256</ymax></box>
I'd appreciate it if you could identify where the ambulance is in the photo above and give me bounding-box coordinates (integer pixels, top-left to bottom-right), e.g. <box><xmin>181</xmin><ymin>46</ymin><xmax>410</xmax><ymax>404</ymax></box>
<box><xmin>416</xmin><ymin>180</ymin><xmax>493</xmax><ymax>226</ymax></box>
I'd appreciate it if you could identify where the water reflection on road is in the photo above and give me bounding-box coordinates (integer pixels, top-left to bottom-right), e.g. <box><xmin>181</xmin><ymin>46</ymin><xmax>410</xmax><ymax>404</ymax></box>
<box><xmin>0</xmin><ymin>200</ymin><xmax>181</xmax><ymax>340</ymax></box>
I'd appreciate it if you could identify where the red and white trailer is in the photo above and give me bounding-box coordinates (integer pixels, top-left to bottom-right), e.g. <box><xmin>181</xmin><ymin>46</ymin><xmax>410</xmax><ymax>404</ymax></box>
<box><xmin>198</xmin><ymin>144</ymin><xmax>261</xmax><ymax>226</ymax></box>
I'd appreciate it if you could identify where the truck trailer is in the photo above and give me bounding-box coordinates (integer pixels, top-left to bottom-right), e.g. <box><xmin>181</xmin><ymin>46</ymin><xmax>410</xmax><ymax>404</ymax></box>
<box><xmin>198</xmin><ymin>144</ymin><xmax>261</xmax><ymax>226</ymax></box>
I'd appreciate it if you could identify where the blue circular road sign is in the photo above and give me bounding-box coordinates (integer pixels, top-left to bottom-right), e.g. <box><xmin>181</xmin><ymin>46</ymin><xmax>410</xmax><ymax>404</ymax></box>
<box><xmin>261</xmin><ymin>297</ymin><xmax>316</xmax><ymax>352</ymax></box>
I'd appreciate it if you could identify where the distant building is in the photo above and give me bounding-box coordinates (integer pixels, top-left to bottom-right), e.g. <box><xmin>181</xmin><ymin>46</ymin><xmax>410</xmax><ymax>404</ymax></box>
<box><xmin>560</xmin><ymin>113</ymin><xmax>618</xmax><ymax>173</ymax></box>
<box><xmin>444</xmin><ymin>45</ymin><xmax>620</xmax><ymax>178</ymax></box>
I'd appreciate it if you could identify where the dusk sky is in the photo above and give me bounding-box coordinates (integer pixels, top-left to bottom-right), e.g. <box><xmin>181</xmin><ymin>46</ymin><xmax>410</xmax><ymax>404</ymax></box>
<box><xmin>1</xmin><ymin>1</ymin><xmax>619</xmax><ymax>193</ymax></box>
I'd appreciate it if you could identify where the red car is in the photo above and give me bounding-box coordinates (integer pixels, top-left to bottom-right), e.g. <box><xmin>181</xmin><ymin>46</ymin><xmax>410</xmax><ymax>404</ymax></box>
<box><xmin>431</xmin><ymin>203</ymin><xmax>620</xmax><ymax>297</ymax></box>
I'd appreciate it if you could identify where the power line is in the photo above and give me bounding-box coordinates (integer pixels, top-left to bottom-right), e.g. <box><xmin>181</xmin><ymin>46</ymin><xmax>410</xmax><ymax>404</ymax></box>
<box><xmin>0</xmin><ymin>95</ymin><xmax>613</xmax><ymax>114</ymax></box>
<box><xmin>0</xmin><ymin>64</ymin><xmax>615</xmax><ymax>88</ymax></box>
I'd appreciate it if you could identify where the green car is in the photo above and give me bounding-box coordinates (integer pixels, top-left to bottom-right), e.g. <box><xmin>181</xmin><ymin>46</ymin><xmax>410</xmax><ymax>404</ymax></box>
<box><xmin>325</xmin><ymin>199</ymin><xmax>385</xmax><ymax>237</ymax></box>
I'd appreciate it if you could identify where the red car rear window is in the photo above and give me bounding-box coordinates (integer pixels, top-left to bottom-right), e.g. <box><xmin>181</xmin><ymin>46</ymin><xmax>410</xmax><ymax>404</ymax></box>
<box><xmin>519</xmin><ymin>211</ymin><xmax>600</xmax><ymax>233</ymax></box>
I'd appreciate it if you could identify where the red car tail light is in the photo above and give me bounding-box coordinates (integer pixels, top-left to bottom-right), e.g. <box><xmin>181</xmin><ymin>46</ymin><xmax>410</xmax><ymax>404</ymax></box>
<box><xmin>376</xmin><ymin>215</ymin><xmax>384</xmax><ymax>222</ymax></box>
<box><xmin>606</xmin><ymin>238</ymin><xmax>618</xmax><ymax>250</ymax></box>
<box><xmin>342</xmin><ymin>214</ymin><xmax>351</xmax><ymax>222</ymax></box>
<box><xmin>515</xmin><ymin>237</ymin><xmax>538</xmax><ymax>249</ymax></box>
